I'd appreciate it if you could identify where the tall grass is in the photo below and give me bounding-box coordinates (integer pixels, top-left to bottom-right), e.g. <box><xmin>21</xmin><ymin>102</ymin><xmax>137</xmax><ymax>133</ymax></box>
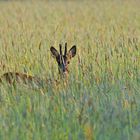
<box><xmin>0</xmin><ymin>0</ymin><xmax>140</xmax><ymax>140</ymax></box>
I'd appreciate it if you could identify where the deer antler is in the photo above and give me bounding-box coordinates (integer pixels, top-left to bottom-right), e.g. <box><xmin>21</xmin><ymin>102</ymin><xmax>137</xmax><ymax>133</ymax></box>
<box><xmin>59</xmin><ymin>44</ymin><xmax>62</xmax><ymax>55</ymax></box>
<box><xmin>64</xmin><ymin>42</ymin><xmax>67</xmax><ymax>56</ymax></box>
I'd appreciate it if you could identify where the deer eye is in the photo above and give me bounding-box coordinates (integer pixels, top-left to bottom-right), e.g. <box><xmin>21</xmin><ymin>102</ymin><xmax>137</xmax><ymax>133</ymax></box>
<box><xmin>67</xmin><ymin>61</ymin><xmax>70</xmax><ymax>64</ymax></box>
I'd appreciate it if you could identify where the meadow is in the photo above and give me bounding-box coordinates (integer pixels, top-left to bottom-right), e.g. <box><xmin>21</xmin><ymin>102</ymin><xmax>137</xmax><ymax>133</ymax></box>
<box><xmin>0</xmin><ymin>0</ymin><xmax>140</xmax><ymax>139</ymax></box>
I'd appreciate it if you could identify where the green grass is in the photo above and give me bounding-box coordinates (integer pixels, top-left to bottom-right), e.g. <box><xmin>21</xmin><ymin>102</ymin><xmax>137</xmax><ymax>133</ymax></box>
<box><xmin>0</xmin><ymin>0</ymin><xmax>140</xmax><ymax>140</ymax></box>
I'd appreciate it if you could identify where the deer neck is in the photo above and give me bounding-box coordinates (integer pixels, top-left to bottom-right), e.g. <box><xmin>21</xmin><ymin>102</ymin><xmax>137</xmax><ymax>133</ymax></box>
<box><xmin>58</xmin><ymin>70</ymin><xmax>68</xmax><ymax>82</ymax></box>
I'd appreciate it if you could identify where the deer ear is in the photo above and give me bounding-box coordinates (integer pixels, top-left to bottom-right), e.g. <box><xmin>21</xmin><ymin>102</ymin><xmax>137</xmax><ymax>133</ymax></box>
<box><xmin>50</xmin><ymin>47</ymin><xmax>59</xmax><ymax>58</ymax></box>
<box><xmin>68</xmin><ymin>45</ymin><xmax>76</xmax><ymax>58</ymax></box>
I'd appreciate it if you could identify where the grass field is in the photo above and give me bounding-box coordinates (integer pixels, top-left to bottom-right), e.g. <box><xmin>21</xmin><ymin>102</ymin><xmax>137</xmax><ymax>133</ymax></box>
<box><xmin>0</xmin><ymin>0</ymin><xmax>140</xmax><ymax>140</ymax></box>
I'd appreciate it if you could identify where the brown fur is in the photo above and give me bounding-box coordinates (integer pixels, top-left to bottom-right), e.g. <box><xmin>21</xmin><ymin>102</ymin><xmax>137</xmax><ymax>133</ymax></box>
<box><xmin>0</xmin><ymin>72</ymin><xmax>42</xmax><ymax>85</ymax></box>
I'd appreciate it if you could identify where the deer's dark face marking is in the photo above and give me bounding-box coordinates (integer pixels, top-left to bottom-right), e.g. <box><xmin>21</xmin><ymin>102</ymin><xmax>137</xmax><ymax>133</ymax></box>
<box><xmin>57</xmin><ymin>55</ymin><xmax>67</xmax><ymax>73</ymax></box>
<box><xmin>50</xmin><ymin>43</ymin><xmax>76</xmax><ymax>75</ymax></box>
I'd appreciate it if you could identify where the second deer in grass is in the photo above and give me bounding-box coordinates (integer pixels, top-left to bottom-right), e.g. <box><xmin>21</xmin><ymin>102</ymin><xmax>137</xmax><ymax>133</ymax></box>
<box><xmin>0</xmin><ymin>43</ymin><xmax>76</xmax><ymax>87</ymax></box>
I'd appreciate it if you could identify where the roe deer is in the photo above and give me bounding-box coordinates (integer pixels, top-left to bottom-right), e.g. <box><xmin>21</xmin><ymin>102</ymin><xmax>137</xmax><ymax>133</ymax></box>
<box><xmin>0</xmin><ymin>43</ymin><xmax>76</xmax><ymax>87</ymax></box>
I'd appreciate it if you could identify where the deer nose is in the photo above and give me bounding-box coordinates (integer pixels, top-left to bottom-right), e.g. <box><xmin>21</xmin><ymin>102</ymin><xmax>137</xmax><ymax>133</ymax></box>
<box><xmin>62</xmin><ymin>67</ymin><xmax>66</xmax><ymax>72</ymax></box>
<box><xmin>61</xmin><ymin>63</ymin><xmax>66</xmax><ymax>72</ymax></box>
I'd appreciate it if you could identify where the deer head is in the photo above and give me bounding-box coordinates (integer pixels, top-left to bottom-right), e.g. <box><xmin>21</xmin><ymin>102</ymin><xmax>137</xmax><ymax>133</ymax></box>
<box><xmin>50</xmin><ymin>43</ymin><xmax>76</xmax><ymax>76</ymax></box>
